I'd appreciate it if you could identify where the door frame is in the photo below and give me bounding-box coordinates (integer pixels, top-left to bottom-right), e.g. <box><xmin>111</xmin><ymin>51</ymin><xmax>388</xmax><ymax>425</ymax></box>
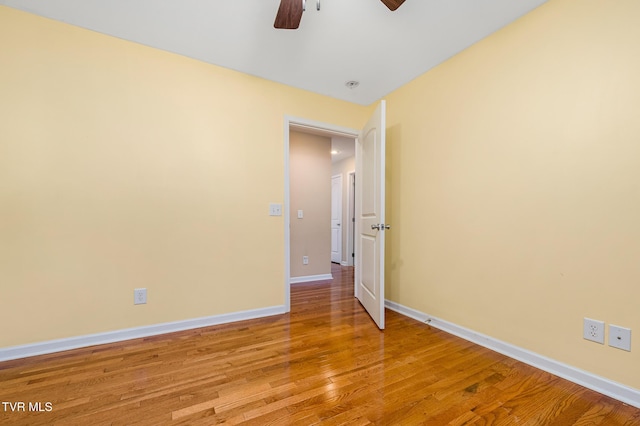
<box><xmin>347</xmin><ymin>170</ymin><xmax>356</xmax><ymax>267</ymax></box>
<box><xmin>283</xmin><ymin>116</ymin><xmax>358</xmax><ymax>312</ymax></box>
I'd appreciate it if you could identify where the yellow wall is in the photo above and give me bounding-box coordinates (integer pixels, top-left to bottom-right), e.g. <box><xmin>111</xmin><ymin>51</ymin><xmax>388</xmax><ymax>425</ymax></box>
<box><xmin>290</xmin><ymin>131</ymin><xmax>331</xmax><ymax>277</ymax></box>
<box><xmin>0</xmin><ymin>6</ymin><xmax>369</xmax><ymax>347</ymax></box>
<box><xmin>385</xmin><ymin>0</ymin><xmax>640</xmax><ymax>389</ymax></box>
<box><xmin>3</xmin><ymin>0</ymin><xmax>639</xmax><ymax>395</ymax></box>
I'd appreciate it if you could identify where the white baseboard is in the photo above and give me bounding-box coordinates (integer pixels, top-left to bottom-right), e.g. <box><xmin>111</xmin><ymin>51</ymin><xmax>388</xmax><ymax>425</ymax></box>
<box><xmin>0</xmin><ymin>305</ymin><xmax>286</xmax><ymax>363</ymax></box>
<box><xmin>290</xmin><ymin>274</ymin><xmax>333</xmax><ymax>284</ymax></box>
<box><xmin>340</xmin><ymin>261</ymin><xmax>348</xmax><ymax>266</ymax></box>
<box><xmin>385</xmin><ymin>300</ymin><xmax>640</xmax><ymax>409</ymax></box>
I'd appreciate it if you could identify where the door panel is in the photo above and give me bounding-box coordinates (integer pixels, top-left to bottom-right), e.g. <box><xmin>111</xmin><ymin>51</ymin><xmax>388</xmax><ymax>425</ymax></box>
<box><xmin>360</xmin><ymin>236</ymin><xmax>376</xmax><ymax>295</ymax></box>
<box><xmin>362</xmin><ymin>136</ymin><xmax>376</xmax><ymax>215</ymax></box>
<box><xmin>355</xmin><ymin>101</ymin><xmax>386</xmax><ymax>329</ymax></box>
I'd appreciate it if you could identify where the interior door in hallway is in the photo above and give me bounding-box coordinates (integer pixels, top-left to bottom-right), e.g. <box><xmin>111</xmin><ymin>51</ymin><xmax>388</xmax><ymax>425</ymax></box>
<box><xmin>355</xmin><ymin>101</ymin><xmax>387</xmax><ymax>330</ymax></box>
<box><xmin>331</xmin><ymin>174</ymin><xmax>342</xmax><ymax>263</ymax></box>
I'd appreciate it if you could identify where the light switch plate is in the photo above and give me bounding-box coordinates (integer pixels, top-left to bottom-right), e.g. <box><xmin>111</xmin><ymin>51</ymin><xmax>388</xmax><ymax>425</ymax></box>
<box><xmin>297</xmin><ymin>210</ymin><xmax>303</xmax><ymax>219</ymax></box>
<box><xmin>269</xmin><ymin>203</ymin><xmax>282</xmax><ymax>216</ymax></box>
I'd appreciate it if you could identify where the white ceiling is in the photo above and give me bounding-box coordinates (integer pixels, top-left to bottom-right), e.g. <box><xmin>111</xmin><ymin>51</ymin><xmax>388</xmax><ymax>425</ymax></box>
<box><xmin>1</xmin><ymin>0</ymin><xmax>547</xmax><ymax>105</ymax></box>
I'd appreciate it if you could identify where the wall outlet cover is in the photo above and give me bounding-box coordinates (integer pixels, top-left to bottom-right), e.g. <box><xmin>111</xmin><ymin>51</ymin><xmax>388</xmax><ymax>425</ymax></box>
<box><xmin>583</xmin><ymin>318</ymin><xmax>604</xmax><ymax>344</ymax></box>
<box><xmin>134</xmin><ymin>288</ymin><xmax>147</xmax><ymax>305</ymax></box>
<box><xmin>608</xmin><ymin>324</ymin><xmax>631</xmax><ymax>351</ymax></box>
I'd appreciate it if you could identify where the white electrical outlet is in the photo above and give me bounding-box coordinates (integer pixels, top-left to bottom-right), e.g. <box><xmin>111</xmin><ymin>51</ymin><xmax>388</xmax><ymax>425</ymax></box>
<box><xmin>303</xmin><ymin>256</ymin><xmax>309</xmax><ymax>265</ymax></box>
<box><xmin>583</xmin><ymin>318</ymin><xmax>605</xmax><ymax>344</ymax></box>
<box><xmin>134</xmin><ymin>288</ymin><xmax>147</xmax><ymax>305</ymax></box>
<box><xmin>608</xmin><ymin>324</ymin><xmax>631</xmax><ymax>351</ymax></box>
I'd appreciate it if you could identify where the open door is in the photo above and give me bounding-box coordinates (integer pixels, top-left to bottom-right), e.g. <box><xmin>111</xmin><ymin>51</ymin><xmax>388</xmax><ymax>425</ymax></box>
<box><xmin>355</xmin><ymin>101</ymin><xmax>387</xmax><ymax>329</ymax></box>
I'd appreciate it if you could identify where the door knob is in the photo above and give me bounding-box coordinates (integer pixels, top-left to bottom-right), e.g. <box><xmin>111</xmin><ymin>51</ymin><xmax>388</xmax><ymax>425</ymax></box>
<box><xmin>371</xmin><ymin>224</ymin><xmax>381</xmax><ymax>230</ymax></box>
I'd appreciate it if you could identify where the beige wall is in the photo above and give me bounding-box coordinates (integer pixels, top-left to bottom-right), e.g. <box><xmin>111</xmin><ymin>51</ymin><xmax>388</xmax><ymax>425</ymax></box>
<box><xmin>290</xmin><ymin>132</ymin><xmax>332</xmax><ymax>278</ymax></box>
<box><xmin>385</xmin><ymin>0</ymin><xmax>640</xmax><ymax>389</ymax></box>
<box><xmin>0</xmin><ymin>7</ymin><xmax>369</xmax><ymax>347</ymax></box>
<box><xmin>331</xmin><ymin>155</ymin><xmax>356</xmax><ymax>265</ymax></box>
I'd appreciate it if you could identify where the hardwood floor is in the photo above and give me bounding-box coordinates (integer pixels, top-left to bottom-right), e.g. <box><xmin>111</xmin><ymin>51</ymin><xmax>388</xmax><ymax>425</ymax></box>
<box><xmin>1</xmin><ymin>264</ymin><xmax>639</xmax><ymax>425</ymax></box>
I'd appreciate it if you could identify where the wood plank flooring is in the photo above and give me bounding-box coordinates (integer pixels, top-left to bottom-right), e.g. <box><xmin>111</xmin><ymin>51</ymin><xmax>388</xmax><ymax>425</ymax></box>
<box><xmin>1</xmin><ymin>264</ymin><xmax>639</xmax><ymax>425</ymax></box>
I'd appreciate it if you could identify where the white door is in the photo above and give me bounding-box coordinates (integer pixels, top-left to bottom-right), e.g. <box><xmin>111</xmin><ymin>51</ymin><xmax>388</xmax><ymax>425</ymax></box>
<box><xmin>331</xmin><ymin>174</ymin><xmax>342</xmax><ymax>263</ymax></box>
<box><xmin>355</xmin><ymin>101</ymin><xmax>387</xmax><ymax>329</ymax></box>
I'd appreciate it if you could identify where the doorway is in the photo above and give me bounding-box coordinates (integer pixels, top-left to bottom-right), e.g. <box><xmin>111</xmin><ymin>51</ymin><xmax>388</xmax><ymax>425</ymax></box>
<box><xmin>283</xmin><ymin>116</ymin><xmax>358</xmax><ymax>312</ymax></box>
<box><xmin>285</xmin><ymin>101</ymin><xmax>387</xmax><ymax>328</ymax></box>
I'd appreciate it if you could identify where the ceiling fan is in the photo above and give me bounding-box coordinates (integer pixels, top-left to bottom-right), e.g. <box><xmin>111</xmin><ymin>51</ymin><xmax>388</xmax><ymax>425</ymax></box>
<box><xmin>274</xmin><ymin>0</ymin><xmax>406</xmax><ymax>30</ymax></box>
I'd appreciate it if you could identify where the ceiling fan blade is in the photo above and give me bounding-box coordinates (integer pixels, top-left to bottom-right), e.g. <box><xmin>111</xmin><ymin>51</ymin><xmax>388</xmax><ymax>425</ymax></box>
<box><xmin>274</xmin><ymin>0</ymin><xmax>304</xmax><ymax>30</ymax></box>
<box><xmin>380</xmin><ymin>0</ymin><xmax>406</xmax><ymax>11</ymax></box>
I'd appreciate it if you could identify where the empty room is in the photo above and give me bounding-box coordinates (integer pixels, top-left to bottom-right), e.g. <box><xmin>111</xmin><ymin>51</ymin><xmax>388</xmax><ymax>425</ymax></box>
<box><xmin>1</xmin><ymin>0</ymin><xmax>639</xmax><ymax>424</ymax></box>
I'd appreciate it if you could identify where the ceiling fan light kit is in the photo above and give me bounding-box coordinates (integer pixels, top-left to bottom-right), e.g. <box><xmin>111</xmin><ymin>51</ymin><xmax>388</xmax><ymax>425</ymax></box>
<box><xmin>274</xmin><ymin>0</ymin><xmax>404</xmax><ymax>30</ymax></box>
<box><xmin>301</xmin><ymin>0</ymin><xmax>321</xmax><ymax>12</ymax></box>
<box><xmin>304</xmin><ymin>0</ymin><xmax>321</xmax><ymax>12</ymax></box>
